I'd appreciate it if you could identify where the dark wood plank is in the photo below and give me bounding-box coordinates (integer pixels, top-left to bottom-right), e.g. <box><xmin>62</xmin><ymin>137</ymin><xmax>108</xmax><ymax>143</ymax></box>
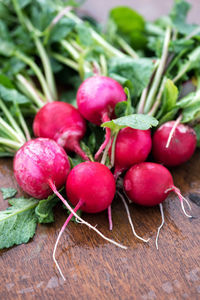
<box><xmin>1</xmin><ymin>1</ymin><xmax>200</xmax><ymax>299</ymax></box>
<box><xmin>0</xmin><ymin>151</ymin><xmax>200</xmax><ymax>299</ymax></box>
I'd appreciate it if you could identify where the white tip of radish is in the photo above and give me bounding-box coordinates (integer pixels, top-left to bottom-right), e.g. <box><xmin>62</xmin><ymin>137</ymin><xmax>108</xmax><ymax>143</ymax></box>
<box><xmin>181</xmin><ymin>200</ymin><xmax>192</xmax><ymax>218</ymax></box>
<box><xmin>182</xmin><ymin>196</ymin><xmax>192</xmax><ymax>211</ymax></box>
<box><xmin>156</xmin><ymin>203</ymin><xmax>165</xmax><ymax>250</ymax></box>
<box><xmin>118</xmin><ymin>192</ymin><xmax>150</xmax><ymax>243</ymax></box>
<box><xmin>53</xmin><ymin>230</ymin><xmax>66</xmax><ymax>281</ymax></box>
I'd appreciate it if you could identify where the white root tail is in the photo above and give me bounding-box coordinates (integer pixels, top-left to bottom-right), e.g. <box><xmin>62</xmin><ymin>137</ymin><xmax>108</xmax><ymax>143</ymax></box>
<box><xmin>49</xmin><ymin>180</ymin><xmax>127</xmax><ymax>279</ymax></box>
<box><xmin>118</xmin><ymin>192</ymin><xmax>150</xmax><ymax>243</ymax></box>
<box><xmin>156</xmin><ymin>203</ymin><xmax>165</xmax><ymax>250</ymax></box>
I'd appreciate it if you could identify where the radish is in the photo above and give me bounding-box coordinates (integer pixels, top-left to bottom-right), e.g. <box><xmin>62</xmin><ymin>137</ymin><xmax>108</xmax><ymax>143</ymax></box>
<box><xmin>14</xmin><ymin>138</ymin><xmax>71</xmax><ymax>199</ymax></box>
<box><xmin>48</xmin><ymin>161</ymin><xmax>127</xmax><ymax>280</ymax></box>
<box><xmin>66</xmin><ymin>161</ymin><xmax>116</xmax><ymax>213</ymax></box>
<box><xmin>110</xmin><ymin>127</ymin><xmax>152</xmax><ymax>179</ymax></box>
<box><xmin>33</xmin><ymin>102</ymin><xmax>89</xmax><ymax>161</ymax></box>
<box><xmin>14</xmin><ymin>140</ymin><xmax>126</xmax><ymax>280</ymax></box>
<box><xmin>76</xmin><ymin>76</ymin><xmax>126</xmax><ymax>159</ymax></box>
<box><xmin>123</xmin><ymin>162</ymin><xmax>192</xmax><ymax>248</ymax></box>
<box><xmin>152</xmin><ymin>121</ymin><xmax>197</xmax><ymax>167</ymax></box>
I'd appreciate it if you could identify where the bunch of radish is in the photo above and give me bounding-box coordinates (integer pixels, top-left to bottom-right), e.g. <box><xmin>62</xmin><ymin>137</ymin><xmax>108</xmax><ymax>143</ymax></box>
<box><xmin>12</xmin><ymin>75</ymin><xmax>197</xmax><ymax>280</ymax></box>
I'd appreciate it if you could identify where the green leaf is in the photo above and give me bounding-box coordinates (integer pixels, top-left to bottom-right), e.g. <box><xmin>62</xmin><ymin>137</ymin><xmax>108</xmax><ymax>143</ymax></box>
<box><xmin>49</xmin><ymin>18</ymin><xmax>76</xmax><ymax>42</ymax></box>
<box><xmin>19</xmin><ymin>0</ymin><xmax>32</xmax><ymax>8</ymax></box>
<box><xmin>174</xmin><ymin>46</ymin><xmax>200</xmax><ymax>82</ymax></box>
<box><xmin>108</xmin><ymin>57</ymin><xmax>154</xmax><ymax>97</ymax></box>
<box><xmin>0</xmin><ymin>197</ymin><xmax>38</xmax><ymax>249</ymax></box>
<box><xmin>0</xmin><ymin>85</ymin><xmax>30</xmax><ymax>104</ymax></box>
<box><xmin>194</xmin><ymin>124</ymin><xmax>200</xmax><ymax>148</ymax></box>
<box><xmin>170</xmin><ymin>39</ymin><xmax>194</xmax><ymax>54</ymax></box>
<box><xmin>115</xmin><ymin>101</ymin><xmax>128</xmax><ymax>118</ymax></box>
<box><xmin>156</xmin><ymin>79</ymin><xmax>178</xmax><ymax>119</ymax></box>
<box><xmin>0</xmin><ymin>39</ymin><xmax>14</xmax><ymax>57</ymax></box>
<box><xmin>147</xmin><ymin>36</ymin><xmax>164</xmax><ymax>57</ymax></box>
<box><xmin>176</xmin><ymin>92</ymin><xmax>196</xmax><ymax>108</ymax></box>
<box><xmin>80</xmin><ymin>141</ymin><xmax>94</xmax><ymax>161</ymax></box>
<box><xmin>109</xmin><ymin>73</ymin><xmax>133</xmax><ymax>91</ymax></box>
<box><xmin>110</xmin><ymin>6</ymin><xmax>145</xmax><ymax>33</ymax></box>
<box><xmin>124</xmin><ymin>87</ymin><xmax>134</xmax><ymax>115</ymax></box>
<box><xmin>35</xmin><ymin>194</ymin><xmax>59</xmax><ymax>224</ymax></box>
<box><xmin>102</xmin><ymin>114</ymin><xmax>158</xmax><ymax>132</ymax></box>
<box><xmin>109</xmin><ymin>6</ymin><xmax>146</xmax><ymax>49</ymax></box>
<box><xmin>76</xmin><ymin>22</ymin><xmax>93</xmax><ymax>46</ymax></box>
<box><xmin>182</xmin><ymin>102</ymin><xmax>200</xmax><ymax>123</ymax></box>
<box><xmin>0</xmin><ymin>75</ymin><xmax>15</xmax><ymax>89</ymax></box>
<box><xmin>0</xmin><ymin>188</ymin><xmax>17</xmax><ymax>200</ymax></box>
<box><xmin>68</xmin><ymin>155</ymin><xmax>84</xmax><ymax>168</ymax></box>
<box><xmin>158</xmin><ymin>108</ymin><xmax>178</xmax><ymax>125</ymax></box>
<box><xmin>170</xmin><ymin>0</ymin><xmax>196</xmax><ymax>35</ymax></box>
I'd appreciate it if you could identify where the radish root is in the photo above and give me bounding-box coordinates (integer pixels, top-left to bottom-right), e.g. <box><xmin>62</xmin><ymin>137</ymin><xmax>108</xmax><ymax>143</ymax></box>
<box><xmin>53</xmin><ymin>201</ymin><xmax>82</xmax><ymax>281</ymax></box>
<box><xmin>166</xmin><ymin>115</ymin><xmax>182</xmax><ymax>148</ymax></box>
<box><xmin>156</xmin><ymin>203</ymin><xmax>165</xmax><ymax>250</ymax></box>
<box><xmin>48</xmin><ymin>179</ymin><xmax>127</xmax><ymax>262</ymax></box>
<box><xmin>95</xmin><ymin>112</ymin><xmax>111</xmax><ymax>160</ymax></box>
<box><xmin>118</xmin><ymin>192</ymin><xmax>150</xmax><ymax>243</ymax></box>
<box><xmin>108</xmin><ymin>205</ymin><xmax>113</xmax><ymax>231</ymax></box>
<box><xmin>166</xmin><ymin>186</ymin><xmax>192</xmax><ymax>218</ymax></box>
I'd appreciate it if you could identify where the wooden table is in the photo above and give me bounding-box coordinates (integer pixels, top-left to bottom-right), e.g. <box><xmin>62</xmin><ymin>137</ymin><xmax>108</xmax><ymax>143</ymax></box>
<box><xmin>1</xmin><ymin>1</ymin><xmax>200</xmax><ymax>299</ymax></box>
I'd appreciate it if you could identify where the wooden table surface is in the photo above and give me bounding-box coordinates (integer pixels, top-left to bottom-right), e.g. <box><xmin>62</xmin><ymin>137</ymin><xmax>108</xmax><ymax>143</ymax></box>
<box><xmin>1</xmin><ymin>1</ymin><xmax>200</xmax><ymax>299</ymax></box>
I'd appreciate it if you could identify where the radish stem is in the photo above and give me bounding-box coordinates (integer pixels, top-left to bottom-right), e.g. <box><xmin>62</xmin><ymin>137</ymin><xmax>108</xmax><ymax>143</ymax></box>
<box><xmin>0</xmin><ymin>98</ymin><xmax>25</xmax><ymax>141</ymax></box>
<box><xmin>15</xmin><ymin>51</ymin><xmax>53</xmax><ymax>102</ymax></box>
<box><xmin>116</xmin><ymin>36</ymin><xmax>138</xmax><ymax>58</ymax></box>
<box><xmin>110</xmin><ymin>132</ymin><xmax>119</xmax><ymax>168</ymax></box>
<box><xmin>95</xmin><ymin>112</ymin><xmax>111</xmax><ymax>160</ymax></box>
<box><xmin>16</xmin><ymin>74</ymin><xmax>44</xmax><ymax>108</ymax></box>
<box><xmin>51</xmin><ymin>52</ymin><xmax>79</xmax><ymax>71</ymax></box>
<box><xmin>144</xmin><ymin>26</ymin><xmax>171</xmax><ymax>113</ymax></box>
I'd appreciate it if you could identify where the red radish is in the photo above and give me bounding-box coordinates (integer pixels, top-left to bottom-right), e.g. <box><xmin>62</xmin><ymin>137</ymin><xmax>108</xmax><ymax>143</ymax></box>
<box><xmin>48</xmin><ymin>162</ymin><xmax>126</xmax><ymax>280</ymax></box>
<box><xmin>66</xmin><ymin>161</ymin><xmax>115</xmax><ymax>229</ymax></box>
<box><xmin>124</xmin><ymin>162</ymin><xmax>191</xmax><ymax>208</ymax></box>
<box><xmin>152</xmin><ymin>121</ymin><xmax>197</xmax><ymax>167</ymax></box>
<box><xmin>66</xmin><ymin>161</ymin><xmax>116</xmax><ymax>213</ymax></box>
<box><xmin>76</xmin><ymin>76</ymin><xmax>126</xmax><ymax>159</ymax></box>
<box><xmin>110</xmin><ymin>127</ymin><xmax>152</xmax><ymax>179</ymax></box>
<box><xmin>14</xmin><ymin>138</ymin><xmax>70</xmax><ymax>199</ymax></box>
<box><xmin>14</xmin><ymin>140</ymin><xmax>126</xmax><ymax>280</ymax></box>
<box><xmin>33</xmin><ymin>102</ymin><xmax>89</xmax><ymax>161</ymax></box>
<box><xmin>123</xmin><ymin>162</ymin><xmax>192</xmax><ymax>248</ymax></box>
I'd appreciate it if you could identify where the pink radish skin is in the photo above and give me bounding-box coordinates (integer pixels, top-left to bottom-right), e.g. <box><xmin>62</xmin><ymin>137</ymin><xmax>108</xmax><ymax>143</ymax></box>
<box><xmin>14</xmin><ymin>138</ymin><xmax>70</xmax><ymax>199</ymax></box>
<box><xmin>14</xmin><ymin>139</ymin><xmax>126</xmax><ymax>282</ymax></box>
<box><xmin>124</xmin><ymin>162</ymin><xmax>192</xmax><ymax>214</ymax></box>
<box><xmin>77</xmin><ymin>76</ymin><xmax>126</xmax><ymax>125</ymax></box>
<box><xmin>77</xmin><ymin>76</ymin><xmax>126</xmax><ymax>159</ymax></box>
<box><xmin>124</xmin><ymin>162</ymin><xmax>173</xmax><ymax>206</ymax></box>
<box><xmin>152</xmin><ymin>121</ymin><xmax>197</xmax><ymax>167</ymax></box>
<box><xmin>33</xmin><ymin>102</ymin><xmax>89</xmax><ymax>161</ymax></box>
<box><xmin>111</xmin><ymin>128</ymin><xmax>152</xmax><ymax>178</ymax></box>
<box><xmin>123</xmin><ymin>162</ymin><xmax>192</xmax><ymax>248</ymax></box>
<box><xmin>66</xmin><ymin>161</ymin><xmax>116</xmax><ymax>213</ymax></box>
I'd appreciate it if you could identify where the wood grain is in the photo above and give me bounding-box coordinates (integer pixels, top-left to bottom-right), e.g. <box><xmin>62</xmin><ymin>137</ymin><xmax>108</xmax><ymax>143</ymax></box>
<box><xmin>1</xmin><ymin>1</ymin><xmax>200</xmax><ymax>299</ymax></box>
<box><xmin>0</xmin><ymin>151</ymin><xmax>200</xmax><ymax>300</ymax></box>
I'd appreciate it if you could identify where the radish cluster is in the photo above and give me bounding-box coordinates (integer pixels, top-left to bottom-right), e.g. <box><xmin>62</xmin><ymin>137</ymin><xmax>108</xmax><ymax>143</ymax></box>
<box><xmin>13</xmin><ymin>75</ymin><xmax>197</xmax><ymax>280</ymax></box>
